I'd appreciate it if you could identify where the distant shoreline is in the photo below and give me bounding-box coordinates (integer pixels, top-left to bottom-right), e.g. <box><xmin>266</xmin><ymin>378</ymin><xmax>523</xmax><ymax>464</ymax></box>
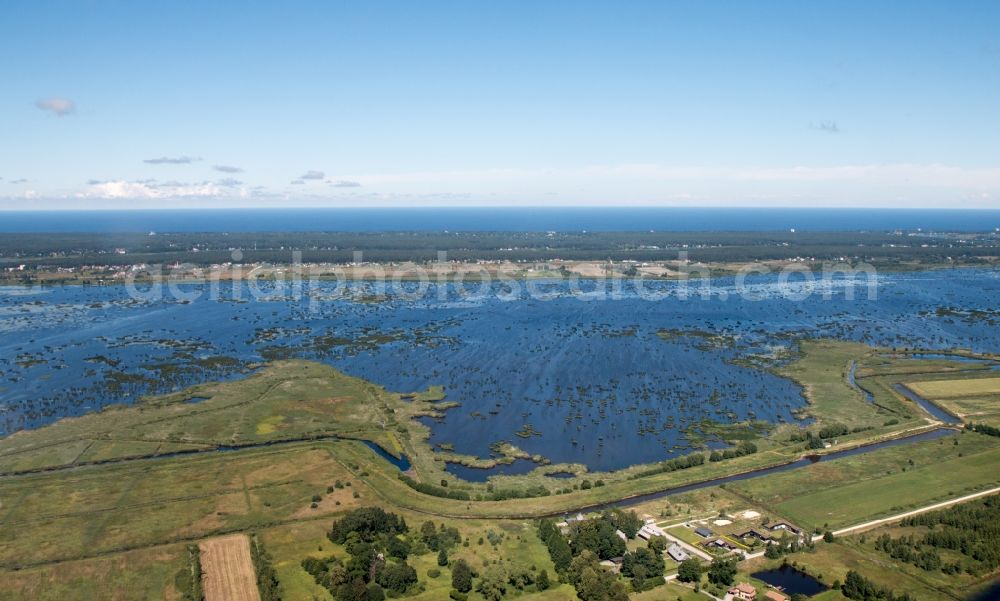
<box><xmin>3</xmin><ymin>206</ymin><xmax>1000</xmax><ymax>233</ymax></box>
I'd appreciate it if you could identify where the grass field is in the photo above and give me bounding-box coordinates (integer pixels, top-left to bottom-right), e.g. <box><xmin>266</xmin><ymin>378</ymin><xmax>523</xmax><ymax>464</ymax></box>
<box><xmin>631</xmin><ymin>582</ymin><xmax>713</xmax><ymax>601</ymax></box>
<box><xmin>200</xmin><ymin>535</ymin><xmax>261</xmax><ymax>601</ymax></box>
<box><xmin>904</xmin><ymin>375</ymin><xmax>1000</xmax><ymax>424</ymax></box>
<box><xmin>729</xmin><ymin>431</ymin><xmax>1000</xmax><ymax>529</ymax></box>
<box><xmin>258</xmin><ymin>505</ymin><xmax>579</xmax><ymax>601</ymax></box>
<box><xmin>0</xmin><ymin>543</ymin><xmax>188</xmax><ymax>601</ymax></box>
<box><xmin>0</xmin><ymin>442</ymin><xmax>363</xmax><ymax>567</ymax></box>
<box><xmin>2</xmin><ymin>342</ymin><xmax>999</xmax><ymax>599</ymax></box>
<box><xmin>907</xmin><ymin>377</ymin><xmax>1000</xmax><ymax>399</ymax></box>
<box><xmin>740</xmin><ymin>545</ymin><xmax>953</xmax><ymax>601</ymax></box>
<box><xmin>0</xmin><ymin>360</ymin><xmax>402</xmax><ymax>475</ymax></box>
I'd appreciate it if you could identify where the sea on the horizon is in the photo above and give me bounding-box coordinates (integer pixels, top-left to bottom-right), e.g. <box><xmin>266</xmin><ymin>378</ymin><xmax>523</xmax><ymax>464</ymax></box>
<box><xmin>1</xmin><ymin>207</ymin><xmax>1000</xmax><ymax>233</ymax></box>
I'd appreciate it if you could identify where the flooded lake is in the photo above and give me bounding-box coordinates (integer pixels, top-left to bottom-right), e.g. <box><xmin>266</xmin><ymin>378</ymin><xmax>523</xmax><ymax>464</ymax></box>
<box><xmin>2</xmin><ymin>269</ymin><xmax>1000</xmax><ymax>473</ymax></box>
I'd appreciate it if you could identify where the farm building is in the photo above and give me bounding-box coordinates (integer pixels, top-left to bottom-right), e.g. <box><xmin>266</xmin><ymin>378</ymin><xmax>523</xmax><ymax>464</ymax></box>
<box><xmin>765</xmin><ymin>590</ymin><xmax>789</xmax><ymax>601</ymax></box>
<box><xmin>637</xmin><ymin>523</ymin><xmax>666</xmax><ymax>540</ymax></box>
<box><xmin>694</xmin><ymin>526</ymin><xmax>713</xmax><ymax>538</ymax></box>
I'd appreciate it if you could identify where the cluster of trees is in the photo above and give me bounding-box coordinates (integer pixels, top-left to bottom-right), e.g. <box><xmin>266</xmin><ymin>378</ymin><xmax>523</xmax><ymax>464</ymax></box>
<box><xmin>569</xmin><ymin>519</ymin><xmax>627</xmax><ymax>560</ymax></box>
<box><xmin>538</xmin><ymin>519</ymin><xmax>573</xmax><ymax>573</ymax></box>
<box><xmin>484</xmin><ymin>484</ymin><xmax>552</xmax><ymax>501</ymax></box>
<box><xmin>763</xmin><ymin>534</ymin><xmax>815</xmax><ymax>559</ymax></box>
<box><xmin>620</xmin><ymin>547</ymin><xmax>665</xmax><ymax>592</ymax></box>
<box><xmin>329</xmin><ymin>507</ymin><xmax>409</xmax><ymax>544</ymax></box>
<box><xmin>10</xmin><ymin>230</ymin><xmax>994</xmax><ymax>270</ymax></box>
<box><xmin>566</xmin><ymin>551</ymin><xmax>629</xmax><ymax>601</ymax></box>
<box><xmin>467</xmin><ymin>563</ymin><xmax>548</xmax><ymax>601</ymax></box>
<box><xmin>889</xmin><ymin>495</ymin><xmax>1000</xmax><ymax>574</ymax></box>
<box><xmin>675</xmin><ymin>556</ymin><xmax>733</xmax><ymax>588</ymax></box>
<box><xmin>706</xmin><ymin>558</ymin><xmax>737</xmax><ymax>587</ymax></box>
<box><xmin>419</xmin><ymin>520</ymin><xmax>461</xmax><ymax>553</ymax></box>
<box><xmin>11</xmin><ymin>232</ymin><xmax>984</xmax><ymax>266</ymax></box>
<box><xmin>538</xmin><ymin>510</ymin><xmax>678</xmax><ymax>599</ymax></box>
<box><xmin>873</xmin><ymin>534</ymin><xmax>954</xmax><ymax>573</ymax></box>
<box><xmin>307</xmin><ymin>508</ymin><xmax>420</xmax><ymax>601</ymax></box>
<box><xmin>709</xmin><ymin>441</ymin><xmax>758</xmax><ymax>462</ymax></box>
<box><xmin>175</xmin><ymin>544</ymin><xmax>204</xmax><ymax>601</ymax></box>
<box><xmin>606</xmin><ymin>509</ymin><xmax>643</xmax><ymax>538</ymax></box>
<box><xmin>397</xmin><ymin>474</ymin><xmax>555</xmax><ymax>502</ymax></box>
<box><xmin>398</xmin><ymin>474</ymin><xmax>471</xmax><ymax>500</ymax></box>
<box><xmin>302</xmin><ymin>544</ymin><xmax>417</xmax><ymax>601</ymax></box>
<box><xmin>966</xmin><ymin>422</ymin><xmax>1000</xmax><ymax>438</ymax></box>
<box><xmin>631</xmin><ymin>452</ymin><xmax>706</xmax><ymax>479</ymax></box>
<box><xmin>250</xmin><ymin>535</ymin><xmax>282</xmax><ymax>601</ymax></box>
<box><xmin>841</xmin><ymin>571</ymin><xmax>917</xmax><ymax>601</ymax></box>
<box><xmin>789</xmin><ymin>423</ymin><xmax>868</xmax><ymax>449</ymax></box>
<box><xmin>676</xmin><ymin>558</ymin><xmax>702</xmax><ymax>583</ymax></box>
<box><xmin>320</xmin><ymin>508</ymin><xmax>561</xmax><ymax>601</ymax></box>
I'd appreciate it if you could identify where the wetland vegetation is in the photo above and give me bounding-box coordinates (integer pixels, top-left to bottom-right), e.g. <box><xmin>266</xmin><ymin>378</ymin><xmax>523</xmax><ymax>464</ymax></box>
<box><xmin>3</xmin><ymin>264</ymin><xmax>1000</xmax><ymax>600</ymax></box>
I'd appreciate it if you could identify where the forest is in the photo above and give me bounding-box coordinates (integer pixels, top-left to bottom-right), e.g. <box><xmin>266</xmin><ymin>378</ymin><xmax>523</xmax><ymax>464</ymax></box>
<box><xmin>2</xmin><ymin>230</ymin><xmax>998</xmax><ymax>268</ymax></box>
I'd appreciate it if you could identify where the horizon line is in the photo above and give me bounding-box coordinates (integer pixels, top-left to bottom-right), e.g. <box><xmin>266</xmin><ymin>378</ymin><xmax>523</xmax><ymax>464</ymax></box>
<box><xmin>4</xmin><ymin>204</ymin><xmax>1000</xmax><ymax>213</ymax></box>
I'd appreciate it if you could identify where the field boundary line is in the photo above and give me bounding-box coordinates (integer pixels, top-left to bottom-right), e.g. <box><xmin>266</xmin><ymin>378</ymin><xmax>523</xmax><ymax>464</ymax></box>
<box><xmin>832</xmin><ymin>485</ymin><xmax>1000</xmax><ymax>536</ymax></box>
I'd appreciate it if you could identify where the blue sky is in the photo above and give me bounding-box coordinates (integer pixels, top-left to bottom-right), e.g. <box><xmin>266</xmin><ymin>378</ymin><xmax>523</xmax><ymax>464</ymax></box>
<box><xmin>3</xmin><ymin>0</ymin><xmax>1000</xmax><ymax>209</ymax></box>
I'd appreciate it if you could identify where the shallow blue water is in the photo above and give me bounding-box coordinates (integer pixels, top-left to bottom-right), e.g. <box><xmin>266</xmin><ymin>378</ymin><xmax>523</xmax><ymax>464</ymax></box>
<box><xmin>362</xmin><ymin>440</ymin><xmax>412</xmax><ymax>471</ymax></box>
<box><xmin>893</xmin><ymin>384</ymin><xmax>962</xmax><ymax>424</ymax></box>
<box><xmin>2</xmin><ymin>268</ymin><xmax>999</xmax><ymax>473</ymax></box>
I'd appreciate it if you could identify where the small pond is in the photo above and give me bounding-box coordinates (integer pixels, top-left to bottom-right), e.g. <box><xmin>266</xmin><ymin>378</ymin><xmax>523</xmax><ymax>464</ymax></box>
<box><xmin>362</xmin><ymin>440</ymin><xmax>412</xmax><ymax>471</ymax></box>
<box><xmin>752</xmin><ymin>564</ymin><xmax>828</xmax><ymax>596</ymax></box>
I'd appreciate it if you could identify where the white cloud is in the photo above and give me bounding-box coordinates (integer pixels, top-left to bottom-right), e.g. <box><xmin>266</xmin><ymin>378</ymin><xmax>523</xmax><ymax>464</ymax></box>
<box><xmin>213</xmin><ymin>164</ymin><xmax>244</xmax><ymax>173</ymax></box>
<box><xmin>80</xmin><ymin>180</ymin><xmax>228</xmax><ymax>199</ymax></box>
<box><xmin>143</xmin><ymin>156</ymin><xmax>201</xmax><ymax>165</ymax></box>
<box><xmin>35</xmin><ymin>97</ymin><xmax>75</xmax><ymax>116</ymax></box>
<box><xmin>15</xmin><ymin>162</ymin><xmax>1000</xmax><ymax>209</ymax></box>
<box><xmin>299</xmin><ymin>170</ymin><xmax>325</xmax><ymax>180</ymax></box>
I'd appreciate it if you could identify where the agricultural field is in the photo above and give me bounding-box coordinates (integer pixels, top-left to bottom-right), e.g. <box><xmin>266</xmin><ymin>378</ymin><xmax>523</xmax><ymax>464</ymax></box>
<box><xmin>200</xmin><ymin>535</ymin><xmax>261</xmax><ymax>601</ymax></box>
<box><xmin>905</xmin><ymin>375</ymin><xmax>1000</xmax><ymax>424</ymax></box>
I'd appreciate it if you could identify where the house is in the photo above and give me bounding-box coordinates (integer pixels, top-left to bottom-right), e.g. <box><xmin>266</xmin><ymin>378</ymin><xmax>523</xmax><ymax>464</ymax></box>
<box><xmin>637</xmin><ymin>523</ymin><xmax>666</xmax><ymax>540</ymax></box>
<box><xmin>767</xmin><ymin>521</ymin><xmax>800</xmax><ymax>534</ymax></box>
<box><xmin>560</xmin><ymin>513</ymin><xmax>590</xmax><ymax>534</ymax></box>
<box><xmin>764</xmin><ymin>590</ymin><xmax>789</xmax><ymax>601</ymax></box>
<box><xmin>598</xmin><ymin>560</ymin><xmax>620</xmax><ymax>574</ymax></box>
<box><xmin>666</xmin><ymin>543</ymin><xmax>689</xmax><ymax>562</ymax></box>
<box><xmin>615</xmin><ymin>529</ymin><xmax>627</xmax><ymax>542</ymax></box>
<box><xmin>694</xmin><ymin>526</ymin><xmax>713</xmax><ymax>538</ymax></box>
<box><xmin>706</xmin><ymin>538</ymin><xmax>737</xmax><ymax>551</ymax></box>
<box><xmin>736</xmin><ymin>529</ymin><xmax>773</xmax><ymax>543</ymax></box>
<box><xmin>728</xmin><ymin>582</ymin><xmax>756</xmax><ymax>601</ymax></box>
